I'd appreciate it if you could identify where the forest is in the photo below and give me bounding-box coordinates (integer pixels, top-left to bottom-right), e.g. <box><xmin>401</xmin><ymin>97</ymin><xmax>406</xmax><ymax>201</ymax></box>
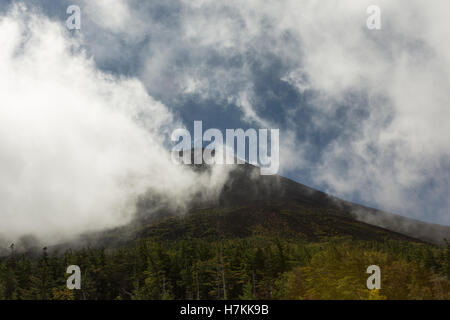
<box><xmin>1</xmin><ymin>236</ymin><xmax>449</xmax><ymax>300</ymax></box>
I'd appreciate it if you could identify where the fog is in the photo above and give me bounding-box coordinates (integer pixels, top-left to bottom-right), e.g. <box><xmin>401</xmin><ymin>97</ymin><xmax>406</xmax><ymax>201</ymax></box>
<box><xmin>0</xmin><ymin>5</ymin><xmax>231</xmax><ymax>245</ymax></box>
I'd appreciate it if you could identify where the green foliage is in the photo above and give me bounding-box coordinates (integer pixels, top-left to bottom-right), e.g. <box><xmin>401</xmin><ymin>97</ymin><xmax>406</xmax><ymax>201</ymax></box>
<box><xmin>0</xmin><ymin>237</ymin><xmax>448</xmax><ymax>300</ymax></box>
<box><xmin>274</xmin><ymin>241</ymin><xmax>450</xmax><ymax>299</ymax></box>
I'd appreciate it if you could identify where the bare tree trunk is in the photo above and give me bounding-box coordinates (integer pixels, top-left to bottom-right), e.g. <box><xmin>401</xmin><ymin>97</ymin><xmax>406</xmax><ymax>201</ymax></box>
<box><xmin>216</xmin><ymin>264</ymin><xmax>221</xmax><ymax>299</ymax></box>
<box><xmin>162</xmin><ymin>272</ymin><xmax>166</xmax><ymax>299</ymax></box>
<box><xmin>195</xmin><ymin>269</ymin><xmax>200</xmax><ymax>300</ymax></box>
<box><xmin>220</xmin><ymin>250</ymin><xmax>227</xmax><ymax>300</ymax></box>
<box><xmin>252</xmin><ymin>270</ymin><xmax>256</xmax><ymax>297</ymax></box>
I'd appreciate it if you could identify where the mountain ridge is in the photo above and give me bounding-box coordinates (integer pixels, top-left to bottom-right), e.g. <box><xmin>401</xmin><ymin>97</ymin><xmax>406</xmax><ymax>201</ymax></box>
<box><xmin>100</xmin><ymin>161</ymin><xmax>450</xmax><ymax>247</ymax></box>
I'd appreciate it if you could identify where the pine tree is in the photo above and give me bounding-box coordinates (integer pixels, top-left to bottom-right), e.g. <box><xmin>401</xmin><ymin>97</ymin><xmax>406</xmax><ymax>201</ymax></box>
<box><xmin>239</xmin><ymin>280</ymin><xmax>256</xmax><ymax>300</ymax></box>
<box><xmin>444</xmin><ymin>239</ymin><xmax>450</xmax><ymax>279</ymax></box>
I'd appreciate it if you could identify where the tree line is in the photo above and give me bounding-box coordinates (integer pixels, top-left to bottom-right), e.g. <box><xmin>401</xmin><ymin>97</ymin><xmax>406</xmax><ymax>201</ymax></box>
<box><xmin>0</xmin><ymin>237</ymin><xmax>449</xmax><ymax>300</ymax></box>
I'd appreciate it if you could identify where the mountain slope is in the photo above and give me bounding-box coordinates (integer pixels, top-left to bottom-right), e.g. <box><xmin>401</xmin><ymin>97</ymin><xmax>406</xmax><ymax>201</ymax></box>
<box><xmin>209</xmin><ymin>163</ymin><xmax>450</xmax><ymax>244</ymax></box>
<box><xmin>113</xmin><ymin>162</ymin><xmax>449</xmax><ymax>245</ymax></box>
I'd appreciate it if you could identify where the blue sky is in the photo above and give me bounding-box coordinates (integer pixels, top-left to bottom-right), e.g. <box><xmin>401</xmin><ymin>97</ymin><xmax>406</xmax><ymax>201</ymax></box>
<box><xmin>0</xmin><ymin>0</ymin><xmax>448</xmax><ymax>239</ymax></box>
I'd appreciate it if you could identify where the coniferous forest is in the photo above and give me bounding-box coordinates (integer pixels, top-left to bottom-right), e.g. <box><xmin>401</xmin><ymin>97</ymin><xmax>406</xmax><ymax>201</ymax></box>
<box><xmin>2</xmin><ymin>0</ymin><xmax>450</xmax><ymax>307</ymax></box>
<box><xmin>1</xmin><ymin>236</ymin><xmax>449</xmax><ymax>300</ymax></box>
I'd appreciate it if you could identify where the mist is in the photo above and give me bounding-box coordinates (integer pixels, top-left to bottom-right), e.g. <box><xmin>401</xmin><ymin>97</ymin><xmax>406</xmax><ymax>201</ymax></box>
<box><xmin>73</xmin><ymin>0</ymin><xmax>450</xmax><ymax>225</ymax></box>
<box><xmin>0</xmin><ymin>4</ymin><xmax>231</xmax><ymax>246</ymax></box>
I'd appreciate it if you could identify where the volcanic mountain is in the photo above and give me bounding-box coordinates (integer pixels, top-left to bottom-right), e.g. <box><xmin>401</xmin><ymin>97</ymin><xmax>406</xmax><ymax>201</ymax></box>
<box><xmin>80</xmin><ymin>161</ymin><xmax>449</xmax><ymax>249</ymax></box>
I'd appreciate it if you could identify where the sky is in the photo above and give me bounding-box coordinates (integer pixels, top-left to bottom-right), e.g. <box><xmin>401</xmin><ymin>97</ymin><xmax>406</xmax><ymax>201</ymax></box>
<box><xmin>0</xmin><ymin>0</ymin><xmax>449</xmax><ymax>243</ymax></box>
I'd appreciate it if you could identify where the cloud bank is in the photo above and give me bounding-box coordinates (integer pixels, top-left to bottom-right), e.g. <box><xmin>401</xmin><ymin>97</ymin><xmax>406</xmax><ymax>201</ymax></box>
<box><xmin>77</xmin><ymin>0</ymin><xmax>448</xmax><ymax>225</ymax></box>
<box><xmin>0</xmin><ymin>4</ymin><xmax>230</xmax><ymax>244</ymax></box>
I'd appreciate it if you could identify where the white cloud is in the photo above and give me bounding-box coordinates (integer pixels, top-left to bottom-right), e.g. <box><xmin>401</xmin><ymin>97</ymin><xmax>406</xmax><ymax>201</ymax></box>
<box><xmin>276</xmin><ymin>0</ymin><xmax>450</xmax><ymax>223</ymax></box>
<box><xmin>5</xmin><ymin>0</ymin><xmax>448</xmax><ymax>225</ymax></box>
<box><xmin>172</xmin><ymin>0</ymin><xmax>450</xmax><ymax>223</ymax></box>
<box><xmin>0</xmin><ymin>4</ymin><xmax>231</xmax><ymax>244</ymax></box>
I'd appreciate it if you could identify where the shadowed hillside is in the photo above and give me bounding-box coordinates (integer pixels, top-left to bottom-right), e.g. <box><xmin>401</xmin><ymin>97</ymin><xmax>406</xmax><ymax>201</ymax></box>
<box><xmin>80</xmin><ymin>160</ymin><xmax>449</xmax><ymax>248</ymax></box>
<box><xmin>130</xmin><ymin>161</ymin><xmax>448</xmax><ymax>244</ymax></box>
<box><xmin>210</xmin><ymin>163</ymin><xmax>450</xmax><ymax>244</ymax></box>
